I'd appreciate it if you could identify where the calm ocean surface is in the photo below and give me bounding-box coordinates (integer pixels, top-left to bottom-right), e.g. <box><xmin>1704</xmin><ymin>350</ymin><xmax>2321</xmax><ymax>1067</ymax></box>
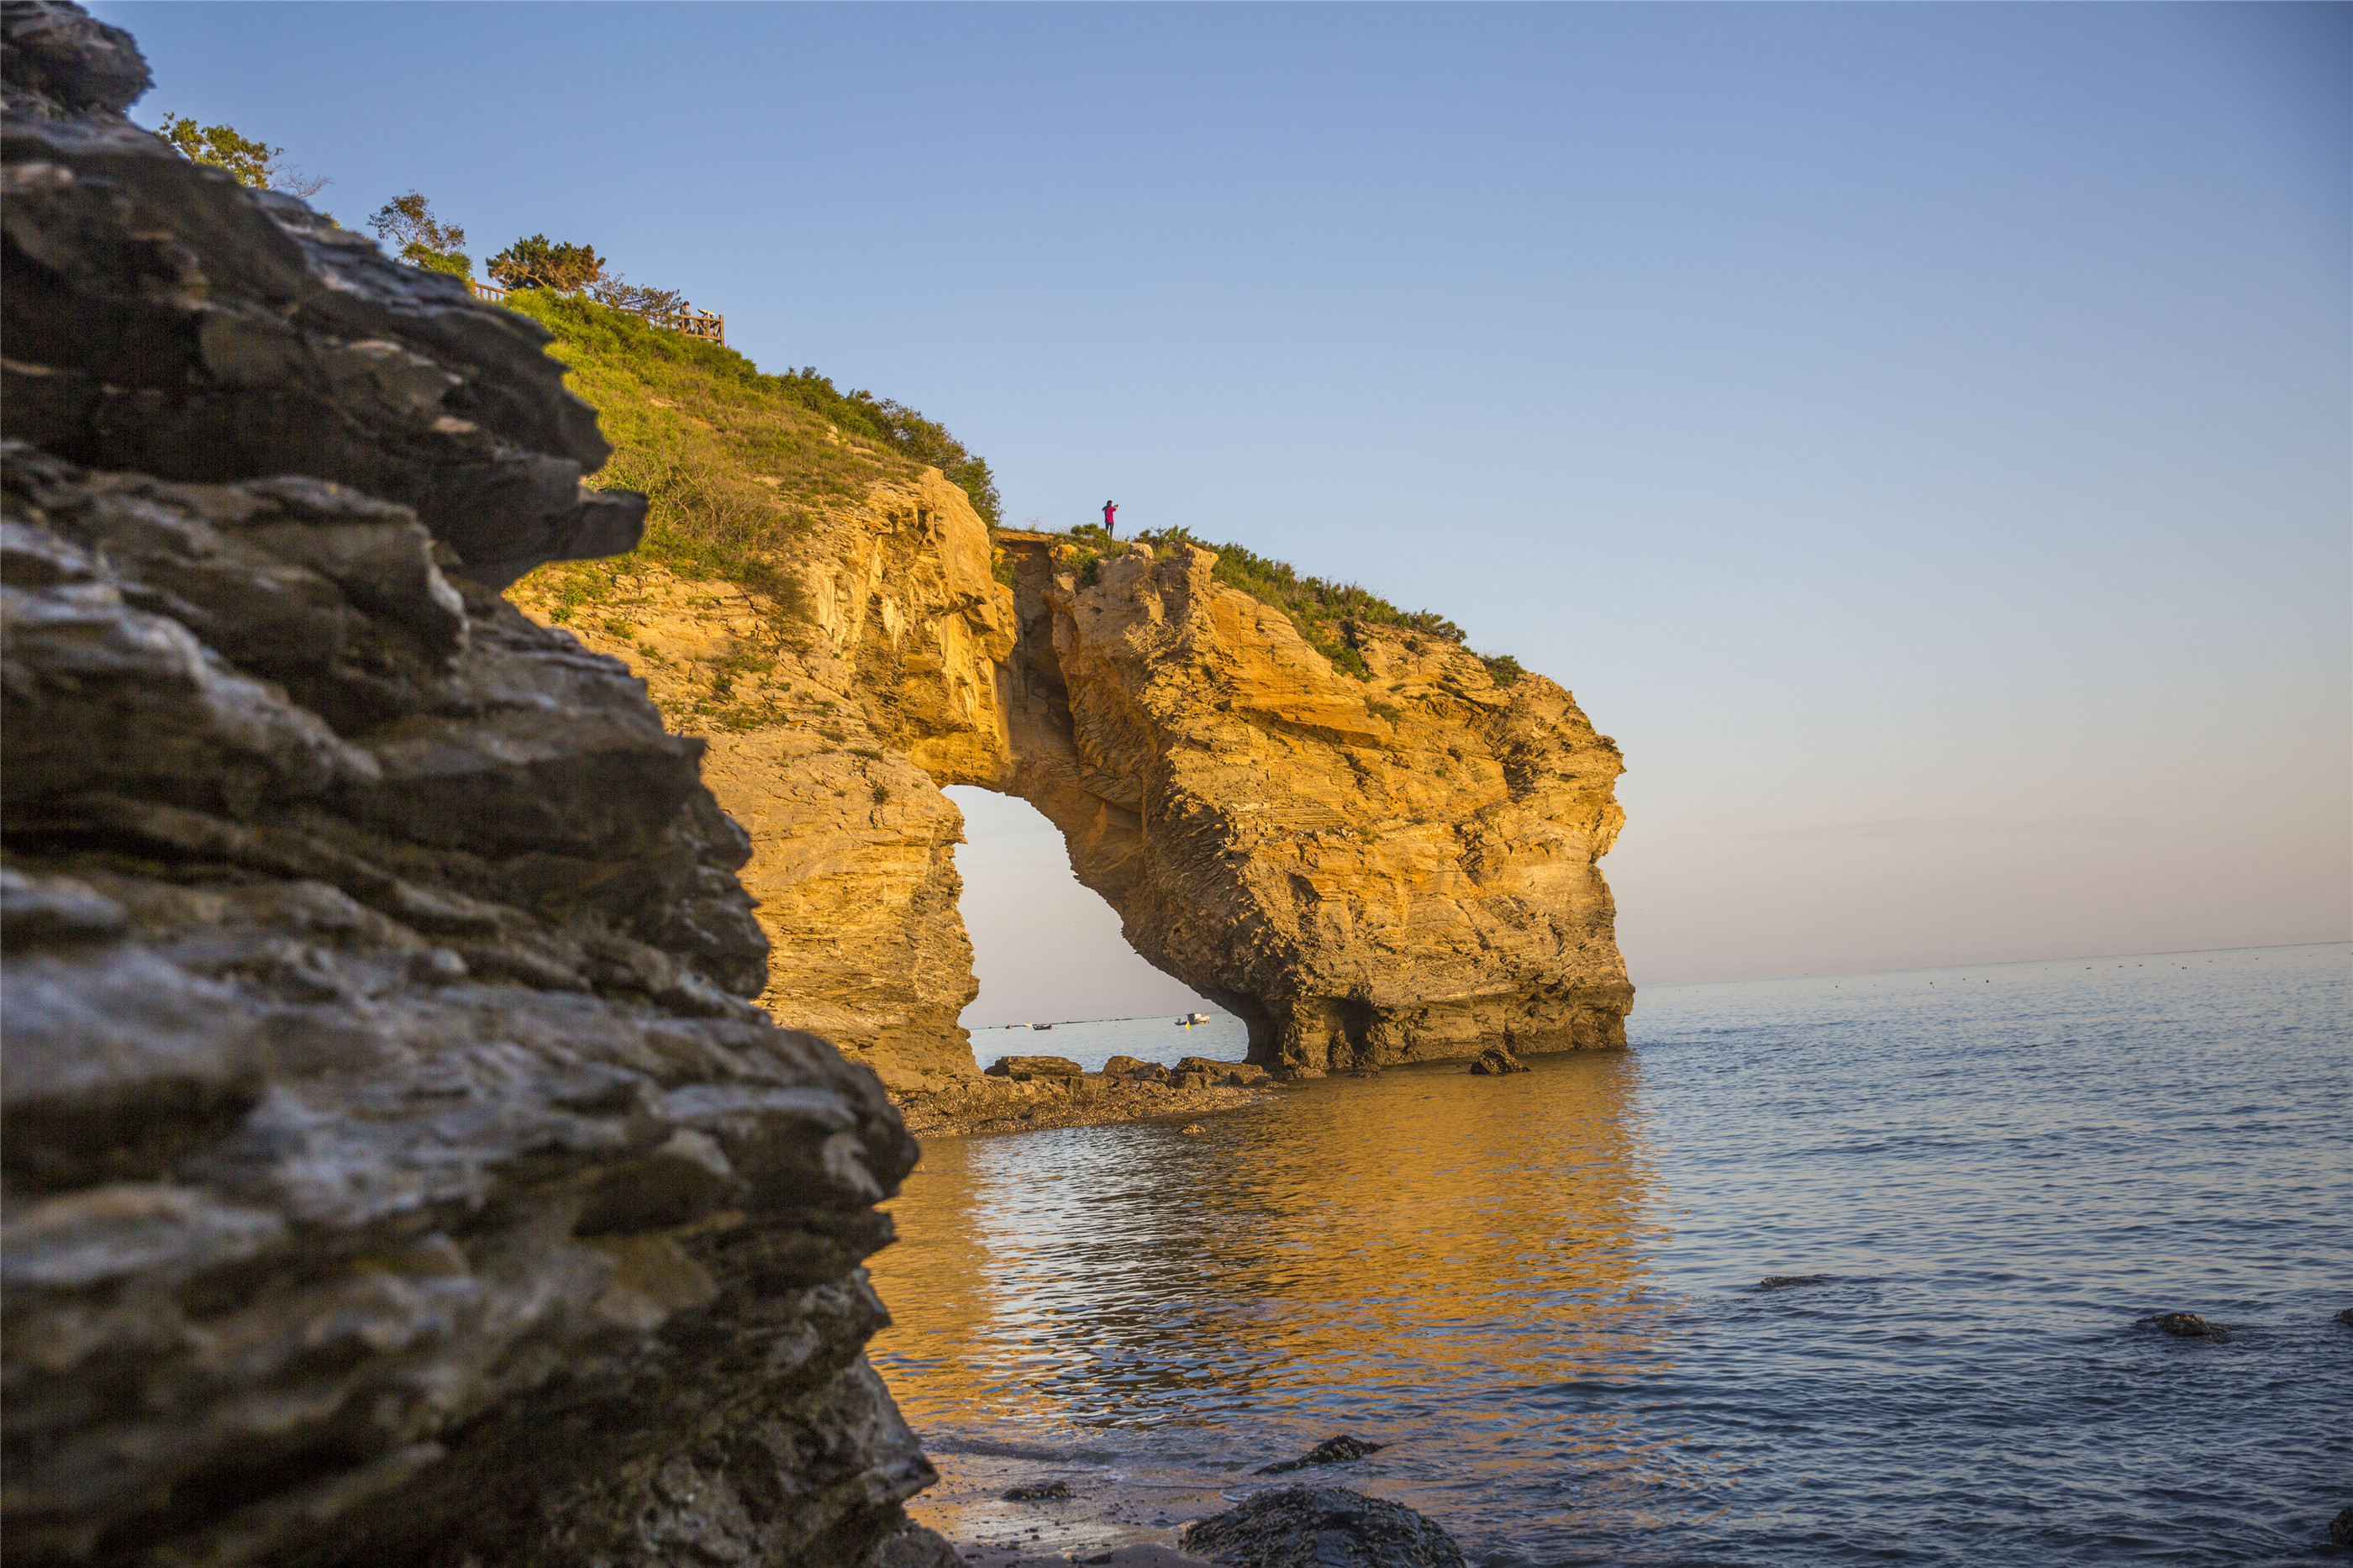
<box><xmin>870</xmin><ymin>944</ymin><xmax>2352</xmax><ymax>1565</ymax></box>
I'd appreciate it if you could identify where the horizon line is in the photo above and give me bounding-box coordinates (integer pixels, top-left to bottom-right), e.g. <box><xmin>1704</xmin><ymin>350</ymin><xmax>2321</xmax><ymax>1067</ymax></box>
<box><xmin>1634</xmin><ymin>936</ymin><xmax>2349</xmax><ymax>991</ymax></box>
<box><xmin>964</xmin><ymin>938</ymin><xmax>2350</xmax><ymax>1027</ymax></box>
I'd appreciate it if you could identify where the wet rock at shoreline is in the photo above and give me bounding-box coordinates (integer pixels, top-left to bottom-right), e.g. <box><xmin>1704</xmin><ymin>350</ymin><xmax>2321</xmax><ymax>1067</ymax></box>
<box><xmin>1185</xmin><ymin>1485</ymin><xmax>1465</xmax><ymax>1568</ymax></box>
<box><xmin>1467</xmin><ymin>1044</ymin><xmax>1529</xmax><ymax>1075</ymax></box>
<box><xmin>1755</xmin><ymin>1274</ymin><xmax>1835</xmax><ymax>1291</ymax></box>
<box><xmin>2139</xmin><ymin>1312</ymin><xmax>2231</xmax><ymax>1342</ymax></box>
<box><xmin>986</xmin><ymin>1054</ymin><xmax>1084</xmax><ymax>1081</ymax></box>
<box><xmin>1176</xmin><ymin>1055</ymin><xmax>1274</xmax><ymax>1087</ymax></box>
<box><xmin>1255</xmin><ymin>1434</ymin><xmax>1389</xmax><ymax>1475</ymax></box>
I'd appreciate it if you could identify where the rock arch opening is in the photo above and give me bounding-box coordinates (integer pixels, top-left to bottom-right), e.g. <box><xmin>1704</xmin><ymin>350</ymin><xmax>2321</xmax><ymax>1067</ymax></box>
<box><xmin>943</xmin><ymin>785</ymin><xmax>1217</xmax><ymax>1033</ymax></box>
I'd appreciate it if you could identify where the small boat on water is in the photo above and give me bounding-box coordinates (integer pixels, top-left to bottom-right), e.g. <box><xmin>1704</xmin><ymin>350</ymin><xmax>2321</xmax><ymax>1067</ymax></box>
<box><xmin>1175</xmin><ymin>1012</ymin><xmax>1210</xmax><ymax>1026</ymax></box>
<box><xmin>1031</xmin><ymin>1023</ymin><xmax>1054</xmax><ymax>1031</ymax></box>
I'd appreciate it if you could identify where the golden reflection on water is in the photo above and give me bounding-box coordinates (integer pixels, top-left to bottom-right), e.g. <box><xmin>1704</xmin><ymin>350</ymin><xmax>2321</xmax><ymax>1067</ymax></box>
<box><xmin>868</xmin><ymin>1052</ymin><xmax>1666</xmax><ymax>1460</ymax></box>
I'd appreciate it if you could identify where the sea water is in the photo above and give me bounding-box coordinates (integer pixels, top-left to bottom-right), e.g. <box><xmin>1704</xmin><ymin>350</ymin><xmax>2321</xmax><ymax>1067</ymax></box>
<box><xmin>869</xmin><ymin>944</ymin><xmax>2352</xmax><ymax>1565</ymax></box>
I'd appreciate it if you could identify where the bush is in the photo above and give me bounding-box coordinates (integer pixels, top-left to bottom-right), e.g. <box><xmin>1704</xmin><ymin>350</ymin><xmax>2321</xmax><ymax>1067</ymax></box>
<box><xmin>406</xmin><ymin>245</ymin><xmax>471</xmax><ymax>278</ymax></box>
<box><xmin>840</xmin><ymin>390</ymin><xmax>1002</xmax><ymax>526</ymax></box>
<box><xmin>488</xmin><ymin>234</ymin><xmax>608</xmax><ymax>292</ymax></box>
<box><xmin>1479</xmin><ymin>653</ymin><xmax>1524</xmax><ymax>685</ymax></box>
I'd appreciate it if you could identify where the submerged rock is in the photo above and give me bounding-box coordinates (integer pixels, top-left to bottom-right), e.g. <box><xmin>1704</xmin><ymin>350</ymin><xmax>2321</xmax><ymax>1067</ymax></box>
<box><xmin>2334</xmin><ymin>1307</ymin><xmax>2353</xmax><ymax>1329</ymax></box>
<box><xmin>1185</xmin><ymin>1485</ymin><xmax>1465</xmax><ymax>1568</ymax></box>
<box><xmin>2330</xmin><ymin>1506</ymin><xmax>2353</xmax><ymax>1546</ymax></box>
<box><xmin>2139</xmin><ymin>1312</ymin><xmax>2231</xmax><ymax>1342</ymax></box>
<box><xmin>1755</xmin><ymin>1275</ymin><xmax>1835</xmax><ymax>1292</ymax></box>
<box><xmin>1466</xmin><ymin>1044</ymin><xmax>1529</xmax><ymax>1075</ymax></box>
<box><xmin>1255</xmin><ymin>1434</ymin><xmax>1389</xmax><ymax>1475</ymax></box>
<box><xmin>0</xmin><ymin>8</ymin><xmax>945</xmax><ymax>1562</ymax></box>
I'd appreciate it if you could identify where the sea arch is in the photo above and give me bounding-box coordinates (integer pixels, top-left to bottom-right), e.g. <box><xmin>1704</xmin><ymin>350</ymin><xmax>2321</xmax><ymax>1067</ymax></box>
<box><xmin>621</xmin><ymin>476</ymin><xmax>1633</xmax><ymax>1092</ymax></box>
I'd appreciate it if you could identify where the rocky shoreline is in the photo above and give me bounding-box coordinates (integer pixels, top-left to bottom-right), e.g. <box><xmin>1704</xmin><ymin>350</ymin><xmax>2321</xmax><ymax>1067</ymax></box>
<box><xmin>892</xmin><ymin>1055</ymin><xmax>1283</xmax><ymax>1139</ymax></box>
<box><xmin>907</xmin><ymin>1434</ymin><xmax>1463</xmax><ymax>1566</ymax></box>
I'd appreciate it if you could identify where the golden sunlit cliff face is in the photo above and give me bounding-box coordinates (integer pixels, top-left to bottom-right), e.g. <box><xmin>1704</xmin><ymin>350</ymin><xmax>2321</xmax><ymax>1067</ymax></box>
<box><xmin>513</xmin><ymin>467</ymin><xmax>1013</xmax><ymax>1091</ymax></box>
<box><xmin>514</xmin><ymin>478</ymin><xmax>1631</xmax><ymax>1088</ymax></box>
<box><xmin>994</xmin><ymin>534</ymin><xmax>1632</xmax><ymax>1074</ymax></box>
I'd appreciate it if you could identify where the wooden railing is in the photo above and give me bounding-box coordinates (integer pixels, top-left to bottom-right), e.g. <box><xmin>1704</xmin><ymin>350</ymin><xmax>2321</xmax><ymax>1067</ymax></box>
<box><xmin>468</xmin><ymin>277</ymin><xmax>724</xmax><ymax>348</ymax></box>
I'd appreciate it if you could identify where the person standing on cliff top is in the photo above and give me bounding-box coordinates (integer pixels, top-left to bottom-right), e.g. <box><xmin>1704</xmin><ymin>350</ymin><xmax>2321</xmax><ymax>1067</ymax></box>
<box><xmin>1102</xmin><ymin>500</ymin><xmax>1118</xmax><ymax>537</ymax></box>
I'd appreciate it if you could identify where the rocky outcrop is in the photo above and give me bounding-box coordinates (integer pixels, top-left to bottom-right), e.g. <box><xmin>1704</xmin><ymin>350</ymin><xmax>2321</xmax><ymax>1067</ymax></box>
<box><xmin>2</xmin><ymin>8</ymin><xmax>939</xmax><ymax>1564</ymax></box>
<box><xmin>518</xmin><ymin>502</ymin><xmax>1631</xmax><ymax>1092</ymax></box>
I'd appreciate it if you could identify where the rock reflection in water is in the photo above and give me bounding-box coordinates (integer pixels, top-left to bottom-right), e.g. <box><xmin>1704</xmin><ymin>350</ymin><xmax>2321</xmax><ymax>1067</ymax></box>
<box><xmin>870</xmin><ymin>1052</ymin><xmax>1666</xmax><ymax>1486</ymax></box>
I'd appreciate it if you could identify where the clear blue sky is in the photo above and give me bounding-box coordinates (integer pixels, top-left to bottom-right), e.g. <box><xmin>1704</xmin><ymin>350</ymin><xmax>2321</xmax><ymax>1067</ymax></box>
<box><xmin>104</xmin><ymin>3</ymin><xmax>2349</xmax><ymax>1013</ymax></box>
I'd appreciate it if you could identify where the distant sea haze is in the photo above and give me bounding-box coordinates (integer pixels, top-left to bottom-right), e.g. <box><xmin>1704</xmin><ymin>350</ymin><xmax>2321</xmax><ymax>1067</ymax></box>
<box><xmin>880</xmin><ymin>944</ymin><xmax>2353</xmax><ymax>1562</ymax></box>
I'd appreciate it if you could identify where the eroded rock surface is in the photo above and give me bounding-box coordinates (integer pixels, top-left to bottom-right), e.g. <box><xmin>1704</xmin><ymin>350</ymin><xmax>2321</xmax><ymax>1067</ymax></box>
<box><xmin>2</xmin><ymin>8</ymin><xmax>939</xmax><ymax>1563</ymax></box>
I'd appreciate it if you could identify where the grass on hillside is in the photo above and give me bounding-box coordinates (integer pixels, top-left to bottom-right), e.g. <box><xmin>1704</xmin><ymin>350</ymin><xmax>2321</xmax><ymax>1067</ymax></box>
<box><xmin>497</xmin><ymin>292</ymin><xmax>1520</xmax><ymax>690</ymax></box>
<box><xmin>501</xmin><ymin>292</ymin><xmax>998</xmax><ymax>629</ymax></box>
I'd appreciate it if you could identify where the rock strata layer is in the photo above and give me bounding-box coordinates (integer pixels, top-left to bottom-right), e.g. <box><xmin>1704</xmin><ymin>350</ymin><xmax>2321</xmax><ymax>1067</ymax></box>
<box><xmin>2</xmin><ymin>8</ymin><xmax>940</xmax><ymax>1563</ymax></box>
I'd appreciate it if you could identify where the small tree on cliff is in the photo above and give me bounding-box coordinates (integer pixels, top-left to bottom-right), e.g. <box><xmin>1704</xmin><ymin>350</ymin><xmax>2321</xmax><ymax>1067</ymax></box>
<box><xmin>487</xmin><ymin>234</ymin><xmax>608</xmax><ymax>293</ymax></box>
<box><xmin>157</xmin><ymin>113</ymin><xmax>330</xmax><ymax>198</ymax></box>
<box><xmin>368</xmin><ymin>190</ymin><xmax>471</xmax><ymax>278</ymax></box>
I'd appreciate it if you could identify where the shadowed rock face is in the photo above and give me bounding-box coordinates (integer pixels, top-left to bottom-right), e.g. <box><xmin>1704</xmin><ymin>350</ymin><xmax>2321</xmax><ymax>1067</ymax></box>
<box><xmin>2</xmin><ymin>6</ymin><xmax>940</xmax><ymax>1564</ymax></box>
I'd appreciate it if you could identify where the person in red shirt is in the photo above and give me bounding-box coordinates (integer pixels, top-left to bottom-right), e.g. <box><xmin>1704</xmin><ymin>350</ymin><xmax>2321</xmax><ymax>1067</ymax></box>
<box><xmin>1102</xmin><ymin>500</ymin><xmax>1118</xmax><ymax>537</ymax></box>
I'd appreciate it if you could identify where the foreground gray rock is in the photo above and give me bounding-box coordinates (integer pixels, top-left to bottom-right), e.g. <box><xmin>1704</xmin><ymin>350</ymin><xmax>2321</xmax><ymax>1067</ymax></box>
<box><xmin>1</xmin><ymin>6</ymin><xmax>944</xmax><ymax>1563</ymax></box>
<box><xmin>1184</xmin><ymin>1486</ymin><xmax>1464</xmax><ymax>1568</ymax></box>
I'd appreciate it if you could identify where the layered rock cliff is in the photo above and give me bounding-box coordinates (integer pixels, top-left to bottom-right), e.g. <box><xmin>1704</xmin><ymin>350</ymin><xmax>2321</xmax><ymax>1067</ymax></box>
<box><xmin>513</xmin><ymin>452</ymin><xmax>1631</xmax><ymax>1088</ymax></box>
<box><xmin>2</xmin><ymin>8</ymin><xmax>945</xmax><ymax>1564</ymax></box>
